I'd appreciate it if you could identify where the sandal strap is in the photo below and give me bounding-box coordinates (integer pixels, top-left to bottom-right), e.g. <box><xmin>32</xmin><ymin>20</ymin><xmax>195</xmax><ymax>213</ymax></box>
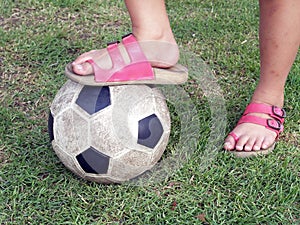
<box><xmin>122</xmin><ymin>33</ymin><xmax>148</xmax><ymax>63</ymax></box>
<box><xmin>86</xmin><ymin>41</ymin><xmax>127</xmax><ymax>82</ymax></box>
<box><xmin>238</xmin><ymin>115</ymin><xmax>284</xmax><ymax>137</ymax></box>
<box><xmin>107</xmin><ymin>41</ymin><xmax>126</xmax><ymax>68</ymax></box>
<box><xmin>244</xmin><ymin>102</ymin><xmax>286</xmax><ymax>123</ymax></box>
<box><xmin>238</xmin><ymin>103</ymin><xmax>286</xmax><ymax>138</ymax></box>
<box><xmin>86</xmin><ymin>33</ymin><xmax>153</xmax><ymax>83</ymax></box>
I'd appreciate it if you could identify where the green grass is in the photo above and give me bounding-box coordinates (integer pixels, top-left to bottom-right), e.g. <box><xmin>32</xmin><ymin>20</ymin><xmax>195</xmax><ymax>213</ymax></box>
<box><xmin>0</xmin><ymin>0</ymin><xmax>299</xmax><ymax>224</ymax></box>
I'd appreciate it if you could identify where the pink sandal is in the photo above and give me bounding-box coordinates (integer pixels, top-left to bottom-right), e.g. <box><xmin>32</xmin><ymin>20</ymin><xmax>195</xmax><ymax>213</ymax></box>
<box><xmin>65</xmin><ymin>34</ymin><xmax>188</xmax><ymax>86</ymax></box>
<box><xmin>228</xmin><ymin>102</ymin><xmax>286</xmax><ymax>158</ymax></box>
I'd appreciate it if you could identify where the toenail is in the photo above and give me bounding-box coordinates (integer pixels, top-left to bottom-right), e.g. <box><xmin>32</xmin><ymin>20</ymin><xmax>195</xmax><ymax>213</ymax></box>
<box><xmin>224</xmin><ymin>142</ymin><xmax>230</xmax><ymax>146</ymax></box>
<box><xmin>76</xmin><ymin>65</ymin><xmax>83</xmax><ymax>70</ymax></box>
<box><xmin>236</xmin><ymin>146</ymin><xmax>243</xmax><ymax>151</ymax></box>
<box><xmin>224</xmin><ymin>143</ymin><xmax>232</xmax><ymax>150</ymax></box>
<box><xmin>253</xmin><ymin>145</ymin><xmax>260</xmax><ymax>151</ymax></box>
<box><xmin>244</xmin><ymin>146</ymin><xmax>251</xmax><ymax>151</ymax></box>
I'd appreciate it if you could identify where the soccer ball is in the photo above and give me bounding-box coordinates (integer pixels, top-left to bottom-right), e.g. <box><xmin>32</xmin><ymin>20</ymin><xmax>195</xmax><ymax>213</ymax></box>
<box><xmin>48</xmin><ymin>80</ymin><xmax>171</xmax><ymax>184</ymax></box>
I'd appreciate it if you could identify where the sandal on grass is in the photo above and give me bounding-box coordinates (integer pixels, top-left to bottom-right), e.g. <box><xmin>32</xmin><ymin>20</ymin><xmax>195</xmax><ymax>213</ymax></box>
<box><xmin>65</xmin><ymin>34</ymin><xmax>188</xmax><ymax>86</ymax></box>
<box><xmin>228</xmin><ymin>102</ymin><xmax>286</xmax><ymax>158</ymax></box>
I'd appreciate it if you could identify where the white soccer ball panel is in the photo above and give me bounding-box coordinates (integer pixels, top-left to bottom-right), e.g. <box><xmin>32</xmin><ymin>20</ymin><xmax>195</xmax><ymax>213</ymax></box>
<box><xmin>90</xmin><ymin>108</ymin><xmax>126</xmax><ymax>157</ymax></box>
<box><xmin>115</xmin><ymin>149</ymin><xmax>153</xmax><ymax>167</ymax></box>
<box><xmin>54</xmin><ymin>108</ymin><xmax>90</xmax><ymax>155</ymax></box>
<box><xmin>82</xmin><ymin>174</ymin><xmax>113</xmax><ymax>184</ymax></box>
<box><xmin>109</xmin><ymin>158</ymin><xmax>152</xmax><ymax>182</ymax></box>
<box><xmin>50</xmin><ymin>80</ymin><xmax>82</xmax><ymax>116</ymax></box>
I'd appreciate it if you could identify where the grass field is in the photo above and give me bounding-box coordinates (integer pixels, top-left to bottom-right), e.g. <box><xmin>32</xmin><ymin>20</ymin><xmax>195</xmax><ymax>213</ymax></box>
<box><xmin>0</xmin><ymin>0</ymin><xmax>299</xmax><ymax>224</ymax></box>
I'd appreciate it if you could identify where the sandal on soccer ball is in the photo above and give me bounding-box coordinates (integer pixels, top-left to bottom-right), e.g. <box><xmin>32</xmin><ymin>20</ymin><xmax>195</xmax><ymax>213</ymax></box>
<box><xmin>227</xmin><ymin>102</ymin><xmax>286</xmax><ymax>158</ymax></box>
<box><xmin>65</xmin><ymin>33</ymin><xmax>188</xmax><ymax>86</ymax></box>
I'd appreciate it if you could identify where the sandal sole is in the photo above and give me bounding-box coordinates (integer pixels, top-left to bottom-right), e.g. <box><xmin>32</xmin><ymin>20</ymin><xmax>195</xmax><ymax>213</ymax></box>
<box><xmin>65</xmin><ymin>63</ymin><xmax>188</xmax><ymax>86</ymax></box>
<box><xmin>229</xmin><ymin>142</ymin><xmax>275</xmax><ymax>158</ymax></box>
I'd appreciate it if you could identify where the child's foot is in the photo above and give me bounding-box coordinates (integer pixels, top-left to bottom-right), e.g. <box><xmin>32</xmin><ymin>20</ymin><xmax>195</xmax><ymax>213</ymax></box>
<box><xmin>224</xmin><ymin>98</ymin><xmax>285</xmax><ymax>157</ymax></box>
<box><xmin>71</xmin><ymin>32</ymin><xmax>179</xmax><ymax>76</ymax></box>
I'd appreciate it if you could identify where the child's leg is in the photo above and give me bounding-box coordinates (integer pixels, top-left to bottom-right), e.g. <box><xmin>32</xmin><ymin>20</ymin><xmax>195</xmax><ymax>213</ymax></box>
<box><xmin>224</xmin><ymin>0</ymin><xmax>300</xmax><ymax>151</ymax></box>
<box><xmin>72</xmin><ymin>0</ymin><xmax>179</xmax><ymax>75</ymax></box>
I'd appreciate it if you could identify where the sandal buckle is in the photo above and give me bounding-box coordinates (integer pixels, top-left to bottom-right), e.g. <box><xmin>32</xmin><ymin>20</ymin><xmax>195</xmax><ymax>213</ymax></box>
<box><xmin>267</xmin><ymin>118</ymin><xmax>282</xmax><ymax>131</ymax></box>
<box><xmin>272</xmin><ymin>106</ymin><xmax>286</xmax><ymax>118</ymax></box>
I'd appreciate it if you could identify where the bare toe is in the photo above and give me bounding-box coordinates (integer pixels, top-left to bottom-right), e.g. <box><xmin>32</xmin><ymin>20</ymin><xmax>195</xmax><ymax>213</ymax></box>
<box><xmin>252</xmin><ymin>137</ymin><xmax>264</xmax><ymax>151</ymax></box>
<box><xmin>235</xmin><ymin>135</ymin><xmax>249</xmax><ymax>151</ymax></box>
<box><xmin>224</xmin><ymin>134</ymin><xmax>237</xmax><ymax>150</ymax></box>
<box><xmin>72</xmin><ymin>62</ymin><xmax>92</xmax><ymax>75</ymax></box>
<box><xmin>71</xmin><ymin>49</ymin><xmax>108</xmax><ymax>75</ymax></box>
<box><xmin>244</xmin><ymin>137</ymin><xmax>256</xmax><ymax>151</ymax></box>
